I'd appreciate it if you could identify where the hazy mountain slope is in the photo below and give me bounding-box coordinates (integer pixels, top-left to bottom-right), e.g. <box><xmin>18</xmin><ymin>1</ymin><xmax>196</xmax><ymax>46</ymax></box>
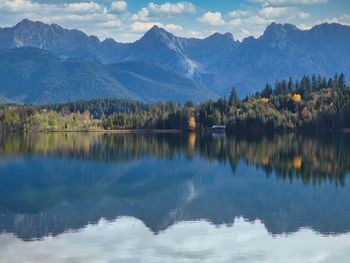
<box><xmin>108</xmin><ymin>61</ymin><xmax>216</xmax><ymax>103</ymax></box>
<box><xmin>0</xmin><ymin>47</ymin><xmax>135</xmax><ymax>104</ymax></box>
<box><xmin>1</xmin><ymin>19</ymin><xmax>350</xmax><ymax>98</ymax></box>
<box><xmin>0</xmin><ymin>47</ymin><xmax>215</xmax><ymax>104</ymax></box>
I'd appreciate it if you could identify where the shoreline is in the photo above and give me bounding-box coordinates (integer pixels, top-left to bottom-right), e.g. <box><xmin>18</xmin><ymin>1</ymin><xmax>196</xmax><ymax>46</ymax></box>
<box><xmin>0</xmin><ymin>129</ymin><xmax>183</xmax><ymax>134</ymax></box>
<box><xmin>1</xmin><ymin>128</ymin><xmax>350</xmax><ymax>134</ymax></box>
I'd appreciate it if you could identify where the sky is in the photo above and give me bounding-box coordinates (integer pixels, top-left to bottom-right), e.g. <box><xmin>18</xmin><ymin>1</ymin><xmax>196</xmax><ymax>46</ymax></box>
<box><xmin>0</xmin><ymin>0</ymin><xmax>349</xmax><ymax>42</ymax></box>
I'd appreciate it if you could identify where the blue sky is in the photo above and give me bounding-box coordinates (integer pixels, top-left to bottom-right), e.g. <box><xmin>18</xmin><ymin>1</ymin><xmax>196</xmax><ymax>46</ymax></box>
<box><xmin>0</xmin><ymin>0</ymin><xmax>349</xmax><ymax>42</ymax></box>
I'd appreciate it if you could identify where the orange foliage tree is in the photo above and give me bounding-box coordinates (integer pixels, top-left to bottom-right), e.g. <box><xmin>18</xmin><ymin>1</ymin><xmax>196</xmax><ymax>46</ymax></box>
<box><xmin>292</xmin><ymin>94</ymin><xmax>302</xmax><ymax>103</ymax></box>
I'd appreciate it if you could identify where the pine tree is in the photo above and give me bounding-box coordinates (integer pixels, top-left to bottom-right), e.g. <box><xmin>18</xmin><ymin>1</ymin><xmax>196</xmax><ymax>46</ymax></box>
<box><xmin>229</xmin><ymin>87</ymin><xmax>240</xmax><ymax>107</ymax></box>
<box><xmin>261</xmin><ymin>83</ymin><xmax>273</xmax><ymax>98</ymax></box>
<box><xmin>287</xmin><ymin>78</ymin><xmax>294</xmax><ymax>92</ymax></box>
<box><xmin>312</xmin><ymin>74</ymin><xmax>318</xmax><ymax>91</ymax></box>
<box><xmin>339</xmin><ymin>73</ymin><xmax>346</xmax><ymax>88</ymax></box>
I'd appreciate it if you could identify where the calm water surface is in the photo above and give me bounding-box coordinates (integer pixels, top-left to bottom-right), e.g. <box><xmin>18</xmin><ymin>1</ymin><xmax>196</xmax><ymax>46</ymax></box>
<box><xmin>0</xmin><ymin>132</ymin><xmax>350</xmax><ymax>262</ymax></box>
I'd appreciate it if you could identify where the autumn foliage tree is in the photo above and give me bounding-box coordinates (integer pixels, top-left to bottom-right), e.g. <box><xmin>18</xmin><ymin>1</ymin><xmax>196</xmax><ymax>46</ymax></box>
<box><xmin>188</xmin><ymin>116</ymin><xmax>196</xmax><ymax>131</ymax></box>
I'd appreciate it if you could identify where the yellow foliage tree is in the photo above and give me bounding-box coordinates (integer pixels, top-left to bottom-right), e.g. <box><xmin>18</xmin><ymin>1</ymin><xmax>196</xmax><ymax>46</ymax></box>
<box><xmin>293</xmin><ymin>156</ymin><xmax>302</xmax><ymax>170</ymax></box>
<box><xmin>292</xmin><ymin>93</ymin><xmax>302</xmax><ymax>103</ymax></box>
<box><xmin>188</xmin><ymin>116</ymin><xmax>196</xmax><ymax>131</ymax></box>
<box><xmin>188</xmin><ymin>132</ymin><xmax>196</xmax><ymax>151</ymax></box>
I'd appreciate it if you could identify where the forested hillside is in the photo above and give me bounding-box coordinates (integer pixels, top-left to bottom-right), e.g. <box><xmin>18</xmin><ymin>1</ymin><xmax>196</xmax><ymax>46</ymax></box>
<box><xmin>1</xmin><ymin>74</ymin><xmax>349</xmax><ymax>132</ymax></box>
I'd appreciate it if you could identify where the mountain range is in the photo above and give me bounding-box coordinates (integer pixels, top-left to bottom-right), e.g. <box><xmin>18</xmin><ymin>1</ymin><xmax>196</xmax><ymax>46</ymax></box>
<box><xmin>0</xmin><ymin>19</ymin><xmax>350</xmax><ymax>104</ymax></box>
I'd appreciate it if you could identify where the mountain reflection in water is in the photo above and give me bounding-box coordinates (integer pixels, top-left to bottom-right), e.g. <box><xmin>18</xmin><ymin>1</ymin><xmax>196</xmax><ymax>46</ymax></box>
<box><xmin>0</xmin><ymin>132</ymin><xmax>350</xmax><ymax>262</ymax></box>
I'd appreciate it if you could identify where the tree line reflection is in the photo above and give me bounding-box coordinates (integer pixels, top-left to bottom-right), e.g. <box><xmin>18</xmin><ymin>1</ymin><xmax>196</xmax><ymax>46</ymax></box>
<box><xmin>1</xmin><ymin>132</ymin><xmax>350</xmax><ymax>186</ymax></box>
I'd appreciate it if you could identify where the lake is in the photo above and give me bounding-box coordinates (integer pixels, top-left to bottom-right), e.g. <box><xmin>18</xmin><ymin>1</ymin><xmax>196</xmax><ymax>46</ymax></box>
<box><xmin>0</xmin><ymin>132</ymin><xmax>350</xmax><ymax>263</ymax></box>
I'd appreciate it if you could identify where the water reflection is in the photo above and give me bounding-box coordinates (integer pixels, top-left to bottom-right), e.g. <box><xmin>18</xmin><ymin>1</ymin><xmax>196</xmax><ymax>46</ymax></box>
<box><xmin>1</xmin><ymin>217</ymin><xmax>350</xmax><ymax>263</ymax></box>
<box><xmin>1</xmin><ymin>132</ymin><xmax>350</xmax><ymax>184</ymax></box>
<box><xmin>0</xmin><ymin>132</ymin><xmax>350</xmax><ymax>244</ymax></box>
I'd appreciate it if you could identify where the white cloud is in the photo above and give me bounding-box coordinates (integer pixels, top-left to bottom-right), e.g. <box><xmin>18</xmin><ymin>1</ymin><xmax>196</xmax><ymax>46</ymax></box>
<box><xmin>0</xmin><ymin>0</ymin><xmax>40</xmax><ymax>12</ymax></box>
<box><xmin>64</xmin><ymin>2</ymin><xmax>105</xmax><ymax>13</ymax></box>
<box><xmin>251</xmin><ymin>0</ymin><xmax>327</xmax><ymax>6</ymax></box>
<box><xmin>259</xmin><ymin>6</ymin><xmax>310</xmax><ymax>19</ymax></box>
<box><xmin>147</xmin><ymin>2</ymin><xmax>196</xmax><ymax>14</ymax></box>
<box><xmin>337</xmin><ymin>14</ymin><xmax>350</xmax><ymax>24</ymax></box>
<box><xmin>98</xmin><ymin>20</ymin><xmax>122</xmax><ymax>28</ymax></box>
<box><xmin>164</xmin><ymin>23</ymin><xmax>183</xmax><ymax>32</ymax></box>
<box><xmin>130</xmin><ymin>21</ymin><xmax>162</xmax><ymax>33</ymax></box>
<box><xmin>130</xmin><ymin>1</ymin><xmax>196</xmax><ymax>27</ymax></box>
<box><xmin>199</xmin><ymin>11</ymin><xmax>225</xmax><ymax>26</ymax></box>
<box><xmin>230</xmin><ymin>18</ymin><xmax>243</xmax><ymax>27</ymax></box>
<box><xmin>258</xmin><ymin>7</ymin><xmax>289</xmax><ymax>18</ymax></box>
<box><xmin>229</xmin><ymin>9</ymin><xmax>253</xmax><ymax>18</ymax></box>
<box><xmin>183</xmin><ymin>30</ymin><xmax>204</xmax><ymax>38</ymax></box>
<box><xmin>110</xmin><ymin>1</ymin><xmax>127</xmax><ymax>13</ymax></box>
<box><xmin>246</xmin><ymin>15</ymin><xmax>272</xmax><ymax>26</ymax></box>
<box><xmin>132</xmin><ymin>7</ymin><xmax>150</xmax><ymax>21</ymax></box>
<box><xmin>298</xmin><ymin>12</ymin><xmax>310</xmax><ymax>19</ymax></box>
